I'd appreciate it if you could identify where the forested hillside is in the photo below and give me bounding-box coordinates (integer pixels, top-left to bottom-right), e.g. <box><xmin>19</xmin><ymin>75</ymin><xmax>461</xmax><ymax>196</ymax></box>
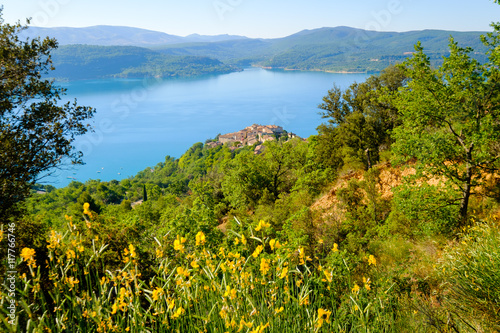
<box><xmin>40</xmin><ymin>26</ymin><xmax>491</xmax><ymax>79</ymax></box>
<box><xmin>50</xmin><ymin>45</ymin><xmax>240</xmax><ymax>80</ymax></box>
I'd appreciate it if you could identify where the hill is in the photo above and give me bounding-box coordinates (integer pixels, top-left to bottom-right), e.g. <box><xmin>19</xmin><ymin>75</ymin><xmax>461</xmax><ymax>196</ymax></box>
<box><xmin>21</xmin><ymin>25</ymin><xmax>248</xmax><ymax>46</ymax></box>
<box><xmin>49</xmin><ymin>44</ymin><xmax>240</xmax><ymax>79</ymax></box>
<box><xmin>29</xmin><ymin>25</ymin><xmax>491</xmax><ymax>77</ymax></box>
<box><xmin>156</xmin><ymin>26</ymin><xmax>490</xmax><ymax>72</ymax></box>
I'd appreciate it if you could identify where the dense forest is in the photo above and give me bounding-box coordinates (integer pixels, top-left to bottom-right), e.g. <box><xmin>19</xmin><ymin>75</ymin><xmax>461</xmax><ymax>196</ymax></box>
<box><xmin>2</xmin><ymin>6</ymin><xmax>500</xmax><ymax>333</ymax></box>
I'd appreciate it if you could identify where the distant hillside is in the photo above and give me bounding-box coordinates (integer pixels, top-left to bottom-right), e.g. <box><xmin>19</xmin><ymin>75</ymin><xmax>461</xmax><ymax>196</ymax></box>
<box><xmin>259</xmin><ymin>27</ymin><xmax>488</xmax><ymax>72</ymax></box>
<box><xmin>155</xmin><ymin>27</ymin><xmax>489</xmax><ymax>72</ymax></box>
<box><xmin>21</xmin><ymin>26</ymin><xmax>248</xmax><ymax>47</ymax></box>
<box><xmin>152</xmin><ymin>27</ymin><xmax>486</xmax><ymax>72</ymax></box>
<box><xmin>49</xmin><ymin>45</ymin><xmax>240</xmax><ymax>80</ymax></box>
<box><xmin>27</xmin><ymin>25</ymin><xmax>492</xmax><ymax>76</ymax></box>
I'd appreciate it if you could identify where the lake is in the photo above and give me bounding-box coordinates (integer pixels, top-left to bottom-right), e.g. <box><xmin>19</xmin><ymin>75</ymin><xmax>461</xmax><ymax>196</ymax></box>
<box><xmin>47</xmin><ymin>68</ymin><xmax>369</xmax><ymax>187</ymax></box>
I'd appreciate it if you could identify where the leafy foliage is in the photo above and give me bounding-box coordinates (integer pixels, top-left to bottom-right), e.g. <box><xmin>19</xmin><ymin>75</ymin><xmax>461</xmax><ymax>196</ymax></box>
<box><xmin>390</xmin><ymin>38</ymin><xmax>500</xmax><ymax>225</ymax></box>
<box><xmin>315</xmin><ymin>65</ymin><xmax>406</xmax><ymax>172</ymax></box>
<box><xmin>0</xmin><ymin>14</ymin><xmax>95</xmax><ymax>218</ymax></box>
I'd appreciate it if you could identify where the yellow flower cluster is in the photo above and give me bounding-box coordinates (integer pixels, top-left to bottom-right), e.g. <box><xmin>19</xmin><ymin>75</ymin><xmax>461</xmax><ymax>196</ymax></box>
<box><xmin>252</xmin><ymin>245</ymin><xmax>264</xmax><ymax>258</ymax></box>
<box><xmin>123</xmin><ymin>244</ymin><xmax>137</xmax><ymax>263</ymax></box>
<box><xmin>195</xmin><ymin>231</ymin><xmax>206</xmax><ymax>246</ymax></box>
<box><xmin>174</xmin><ymin>235</ymin><xmax>187</xmax><ymax>253</ymax></box>
<box><xmin>259</xmin><ymin>258</ymin><xmax>270</xmax><ymax>275</ymax></box>
<box><xmin>20</xmin><ymin>248</ymin><xmax>36</xmax><ymax>268</ymax></box>
<box><xmin>317</xmin><ymin>308</ymin><xmax>332</xmax><ymax>328</ymax></box>
<box><xmin>111</xmin><ymin>287</ymin><xmax>131</xmax><ymax>314</ymax></box>
<box><xmin>269</xmin><ymin>239</ymin><xmax>281</xmax><ymax>251</ymax></box>
<box><xmin>152</xmin><ymin>287</ymin><xmax>164</xmax><ymax>301</ymax></box>
<box><xmin>254</xmin><ymin>220</ymin><xmax>270</xmax><ymax>232</ymax></box>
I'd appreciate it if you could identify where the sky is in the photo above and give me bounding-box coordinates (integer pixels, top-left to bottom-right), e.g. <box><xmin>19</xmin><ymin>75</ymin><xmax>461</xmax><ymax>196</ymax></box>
<box><xmin>2</xmin><ymin>0</ymin><xmax>500</xmax><ymax>38</ymax></box>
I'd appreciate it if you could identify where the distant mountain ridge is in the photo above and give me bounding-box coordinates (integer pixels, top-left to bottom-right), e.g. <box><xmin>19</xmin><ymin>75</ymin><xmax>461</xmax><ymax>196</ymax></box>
<box><xmin>21</xmin><ymin>25</ymin><xmax>248</xmax><ymax>46</ymax></box>
<box><xmin>24</xmin><ymin>25</ymin><xmax>491</xmax><ymax>78</ymax></box>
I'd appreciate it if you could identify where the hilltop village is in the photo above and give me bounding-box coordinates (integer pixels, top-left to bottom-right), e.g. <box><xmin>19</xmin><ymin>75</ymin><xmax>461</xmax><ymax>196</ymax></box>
<box><xmin>205</xmin><ymin>124</ymin><xmax>299</xmax><ymax>154</ymax></box>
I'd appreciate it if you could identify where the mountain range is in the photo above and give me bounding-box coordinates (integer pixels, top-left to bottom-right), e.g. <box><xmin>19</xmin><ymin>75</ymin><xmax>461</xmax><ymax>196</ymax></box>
<box><xmin>21</xmin><ymin>25</ymin><xmax>248</xmax><ymax>46</ymax></box>
<box><xmin>23</xmin><ymin>25</ymin><xmax>490</xmax><ymax>79</ymax></box>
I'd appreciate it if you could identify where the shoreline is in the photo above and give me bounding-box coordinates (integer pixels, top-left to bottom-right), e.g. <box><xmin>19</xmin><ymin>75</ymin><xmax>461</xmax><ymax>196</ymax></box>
<box><xmin>254</xmin><ymin>65</ymin><xmax>375</xmax><ymax>74</ymax></box>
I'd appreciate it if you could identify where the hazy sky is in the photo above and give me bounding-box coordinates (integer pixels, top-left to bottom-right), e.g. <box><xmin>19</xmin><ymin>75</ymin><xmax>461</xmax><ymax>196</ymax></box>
<box><xmin>2</xmin><ymin>0</ymin><xmax>500</xmax><ymax>38</ymax></box>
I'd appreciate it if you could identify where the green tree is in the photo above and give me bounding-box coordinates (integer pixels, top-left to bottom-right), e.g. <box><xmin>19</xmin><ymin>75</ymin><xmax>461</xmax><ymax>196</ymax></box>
<box><xmin>0</xmin><ymin>13</ymin><xmax>95</xmax><ymax>217</ymax></box>
<box><xmin>317</xmin><ymin>65</ymin><xmax>406</xmax><ymax>171</ymax></box>
<box><xmin>391</xmin><ymin>38</ymin><xmax>500</xmax><ymax>225</ymax></box>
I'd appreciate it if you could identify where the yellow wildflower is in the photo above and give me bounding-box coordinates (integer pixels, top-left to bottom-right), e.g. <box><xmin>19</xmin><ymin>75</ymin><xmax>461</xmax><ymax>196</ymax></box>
<box><xmin>234</xmin><ymin>237</ymin><xmax>240</xmax><ymax>245</ymax></box>
<box><xmin>275</xmin><ymin>306</ymin><xmax>284</xmax><ymax>314</ymax></box>
<box><xmin>363</xmin><ymin>277</ymin><xmax>371</xmax><ymax>291</ymax></box>
<box><xmin>152</xmin><ymin>287</ymin><xmax>163</xmax><ymax>301</ymax></box>
<box><xmin>47</xmin><ymin>230</ymin><xmax>62</xmax><ymax>250</ymax></box>
<box><xmin>176</xmin><ymin>266</ymin><xmax>190</xmax><ymax>278</ymax></box>
<box><xmin>66</xmin><ymin>276</ymin><xmax>79</xmax><ymax>289</ymax></box>
<box><xmin>251</xmin><ymin>323</ymin><xmax>270</xmax><ymax>333</ymax></box>
<box><xmin>279</xmin><ymin>266</ymin><xmax>288</xmax><ymax>279</ymax></box>
<box><xmin>241</xmin><ymin>234</ymin><xmax>247</xmax><ymax>245</ymax></box>
<box><xmin>368</xmin><ymin>255</ymin><xmax>377</xmax><ymax>266</ymax></box>
<box><xmin>167</xmin><ymin>298</ymin><xmax>175</xmax><ymax>309</ymax></box>
<box><xmin>298</xmin><ymin>246</ymin><xmax>305</xmax><ymax>265</ymax></box>
<box><xmin>128</xmin><ymin>244</ymin><xmax>136</xmax><ymax>258</ymax></box>
<box><xmin>238</xmin><ymin>319</ymin><xmax>253</xmax><ymax>332</ymax></box>
<box><xmin>190</xmin><ymin>260</ymin><xmax>199</xmax><ymax>269</ymax></box>
<box><xmin>252</xmin><ymin>245</ymin><xmax>264</xmax><ymax>258</ymax></box>
<box><xmin>66</xmin><ymin>249</ymin><xmax>76</xmax><ymax>260</ymax></box>
<box><xmin>269</xmin><ymin>239</ymin><xmax>281</xmax><ymax>251</ymax></box>
<box><xmin>323</xmin><ymin>269</ymin><xmax>333</xmax><ymax>283</ymax></box>
<box><xmin>172</xmin><ymin>307</ymin><xmax>185</xmax><ymax>319</ymax></box>
<box><xmin>260</xmin><ymin>258</ymin><xmax>270</xmax><ymax>275</ymax></box>
<box><xmin>111</xmin><ymin>303</ymin><xmax>118</xmax><ymax>314</ymax></box>
<box><xmin>174</xmin><ymin>235</ymin><xmax>187</xmax><ymax>253</ymax></box>
<box><xmin>20</xmin><ymin>248</ymin><xmax>36</xmax><ymax>268</ymax></box>
<box><xmin>352</xmin><ymin>283</ymin><xmax>360</xmax><ymax>293</ymax></box>
<box><xmin>332</xmin><ymin>243</ymin><xmax>339</xmax><ymax>252</ymax></box>
<box><xmin>83</xmin><ymin>202</ymin><xmax>91</xmax><ymax>215</ymax></box>
<box><xmin>317</xmin><ymin>308</ymin><xmax>332</xmax><ymax>328</ymax></box>
<box><xmin>123</xmin><ymin>244</ymin><xmax>137</xmax><ymax>263</ymax></box>
<box><xmin>195</xmin><ymin>231</ymin><xmax>206</xmax><ymax>246</ymax></box>
<box><xmin>255</xmin><ymin>220</ymin><xmax>270</xmax><ymax>231</ymax></box>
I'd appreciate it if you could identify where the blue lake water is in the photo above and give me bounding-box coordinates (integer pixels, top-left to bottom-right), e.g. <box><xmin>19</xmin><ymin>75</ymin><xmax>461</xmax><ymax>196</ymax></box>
<box><xmin>46</xmin><ymin>68</ymin><xmax>369</xmax><ymax>187</ymax></box>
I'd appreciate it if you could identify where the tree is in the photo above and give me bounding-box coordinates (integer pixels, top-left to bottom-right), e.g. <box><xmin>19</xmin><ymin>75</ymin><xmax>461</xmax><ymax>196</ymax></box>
<box><xmin>316</xmin><ymin>65</ymin><xmax>406</xmax><ymax>171</ymax></box>
<box><xmin>0</xmin><ymin>13</ymin><xmax>95</xmax><ymax>217</ymax></box>
<box><xmin>391</xmin><ymin>38</ymin><xmax>500</xmax><ymax>226</ymax></box>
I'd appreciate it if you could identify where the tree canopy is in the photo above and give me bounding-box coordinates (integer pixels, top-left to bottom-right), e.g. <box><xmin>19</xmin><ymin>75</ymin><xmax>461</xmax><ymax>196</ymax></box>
<box><xmin>0</xmin><ymin>13</ymin><xmax>95</xmax><ymax>217</ymax></box>
<box><xmin>316</xmin><ymin>65</ymin><xmax>406</xmax><ymax>171</ymax></box>
<box><xmin>391</xmin><ymin>37</ymin><xmax>500</xmax><ymax>225</ymax></box>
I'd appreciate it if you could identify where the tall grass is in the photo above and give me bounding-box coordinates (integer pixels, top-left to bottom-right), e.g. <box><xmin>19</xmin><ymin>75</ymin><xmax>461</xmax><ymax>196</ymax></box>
<box><xmin>0</xmin><ymin>205</ymin><xmax>412</xmax><ymax>332</ymax></box>
<box><xmin>438</xmin><ymin>217</ymin><xmax>500</xmax><ymax>331</ymax></box>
